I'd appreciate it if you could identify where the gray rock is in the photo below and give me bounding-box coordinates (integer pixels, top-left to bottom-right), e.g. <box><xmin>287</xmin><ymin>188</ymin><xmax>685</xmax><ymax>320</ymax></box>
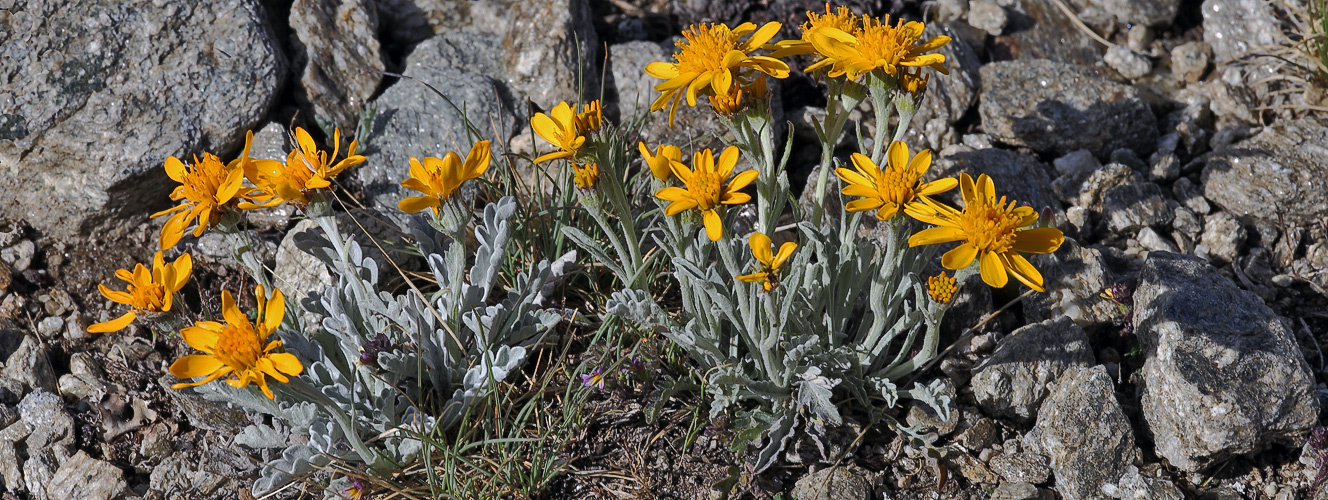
<box><xmin>607</xmin><ymin>40</ymin><xmax>728</xmax><ymax>154</ymax></box>
<box><xmin>46</xmin><ymin>451</ymin><xmax>127</xmax><ymax>500</ymax></box>
<box><xmin>1101</xmin><ymin>182</ymin><xmax>1172</xmax><ymax>235</ymax></box>
<box><xmin>956</xmin><ymin>417</ymin><xmax>999</xmax><ymax>451</ymax></box>
<box><xmin>1162</xmin><ymin>90</ymin><xmax>1214</xmax><ymax>157</ymax></box>
<box><xmin>1202</xmin><ymin>121</ymin><xmax>1328</xmax><ymax>226</ymax></box>
<box><xmin>929</xmin><ymin>147</ymin><xmax>1057</xmax><ymax>211</ymax></box>
<box><xmin>1104</xmin><ymin>46</ymin><xmax>1152</xmax><ymax>80</ymax></box>
<box><xmin>1136</xmin><ymin>227</ymin><xmax>1179</xmax><ymax>253</ymax></box>
<box><xmin>903</xmin><ymin>24</ymin><xmax>981</xmax><ymax>151</ymax></box>
<box><xmin>35</xmin><ymin>316</ymin><xmax>62</xmax><ymax>340</ymax></box>
<box><xmin>0</xmin><ymin>0</ymin><xmax>284</xmax><ymax>241</ymax></box>
<box><xmin>290</xmin><ymin>0</ymin><xmax>384</xmax><ymax>132</ymax></box>
<box><xmin>2</xmin><ymin>335</ymin><xmax>56</xmax><ymax>395</ymax></box>
<box><xmin>1002</xmin><ymin>0</ymin><xmax>1103</xmax><ymax>65</ymax></box>
<box><xmin>1197</xmin><ymin>211</ymin><xmax>1246</xmax><ymax>263</ymax></box>
<box><xmin>1060</xmin><ymin>163</ymin><xmax>1135</xmax><ymax>212</ymax></box>
<box><xmin>0</xmin><ymin>405</ymin><xmax>14</xmax><ymax>430</ymax></box>
<box><xmin>1025</xmin><ymin>241</ymin><xmax>1127</xmax><ymax>333</ymax></box>
<box><xmin>1202</xmin><ymin>0</ymin><xmax>1283</xmax><ymax>64</ymax></box>
<box><xmin>273</xmin><ymin>219</ymin><xmax>332</xmax><ymax>307</ymax></box>
<box><xmin>23</xmin><ymin>449</ymin><xmax>57</xmax><ymax>500</ymax></box>
<box><xmin>193</xmin><ymin>230</ymin><xmax>277</xmax><ymax>270</ymax></box>
<box><xmin>376</xmin><ymin>0</ymin><xmax>516</xmax><ymax>47</ymax></box>
<box><xmin>1171</xmin><ymin>41</ymin><xmax>1212</xmax><ymax>83</ymax></box>
<box><xmin>1172</xmin><ymin>177</ymin><xmax>1210</xmax><ymax>215</ymax></box>
<box><xmin>1101</xmin><ymin>465</ymin><xmax>1183</xmax><ymax>500</ymax></box>
<box><xmin>501</xmin><ymin>0</ymin><xmax>598</xmax><ymax>109</ymax></box>
<box><xmin>791</xmin><ymin>466</ymin><xmax>872</xmax><ymax>500</ymax></box>
<box><xmin>980</xmin><ymin>60</ymin><xmax>1157</xmax><ymax>159</ymax></box>
<box><xmin>989</xmin><ymin>453</ymin><xmax>1052</xmax><ymax>484</ymax></box>
<box><xmin>146</xmin><ymin>448</ymin><xmax>253</xmax><ymax>500</ymax></box>
<box><xmin>358</xmin><ymin>33</ymin><xmax>517</xmax><ymax>209</ymax></box>
<box><xmin>0</xmin><ymin>240</ymin><xmax>33</xmax><ymax>273</ymax></box>
<box><xmin>0</xmin><ymin>433</ymin><xmax>21</xmax><ymax>492</ymax></box>
<box><xmin>968</xmin><ymin>0</ymin><xmax>1008</xmax><ymax>36</ymax></box>
<box><xmin>18</xmin><ymin>390</ymin><xmax>73</xmax><ymax>462</ymax></box>
<box><xmin>1149</xmin><ymin>153</ymin><xmax>1180</xmax><ymax>182</ymax></box>
<box><xmin>953</xmin><ymin>452</ymin><xmax>1000</xmax><ymax>484</ymax></box>
<box><xmin>972</xmin><ymin>317</ymin><xmax>1095</xmax><ymax>422</ymax></box>
<box><xmin>990</xmin><ymin>482</ymin><xmax>1050</xmax><ymax>500</ymax></box>
<box><xmin>1134</xmin><ymin>252</ymin><xmax>1319</xmax><ymax>471</ymax></box>
<box><xmin>1025</xmin><ymin>366</ymin><xmax>1139</xmax><ymax>500</ymax></box>
<box><xmin>158</xmin><ymin>376</ymin><xmax>248</xmax><ymax>435</ymax></box>
<box><xmin>935</xmin><ymin>0</ymin><xmax>971</xmax><ymax>22</ymax></box>
<box><xmin>1068</xmin><ymin>0</ymin><xmax>1178</xmax><ymax>27</ymax></box>
<box><xmin>1126</xmin><ymin>25</ymin><xmax>1154</xmax><ymax>54</ymax></box>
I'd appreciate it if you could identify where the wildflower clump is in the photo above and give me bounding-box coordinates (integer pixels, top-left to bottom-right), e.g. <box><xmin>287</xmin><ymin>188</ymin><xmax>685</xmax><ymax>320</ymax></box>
<box><xmin>88</xmin><ymin>251</ymin><xmax>193</xmax><ymax>333</ymax></box>
<box><xmin>244</xmin><ymin>127</ymin><xmax>364</xmax><ymax>208</ymax></box>
<box><xmin>153</xmin><ymin>131</ymin><xmax>270</xmax><ymax>249</ymax></box>
<box><xmin>835</xmin><ymin>141</ymin><xmax>955</xmax><ymax>221</ymax></box>
<box><xmin>805</xmin><ymin>12</ymin><xmax>950</xmax><ymax>79</ymax></box>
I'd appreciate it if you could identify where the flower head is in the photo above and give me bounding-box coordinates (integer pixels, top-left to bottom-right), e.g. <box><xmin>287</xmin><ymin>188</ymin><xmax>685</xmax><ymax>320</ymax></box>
<box><xmin>639</xmin><ymin>142</ymin><xmax>683</xmax><ymax>182</ymax></box>
<box><xmin>572</xmin><ymin>162</ymin><xmax>599</xmax><ymax>191</ymax></box>
<box><xmin>908</xmin><ymin>174</ymin><xmax>1065</xmax><ymax>291</ymax></box>
<box><xmin>581</xmin><ymin>367</ymin><xmax>607</xmax><ymax>389</ymax></box>
<box><xmin>169</xmin><ymin>284</ymin><xmax>303</xmax><ymax>399</ymax></box>
<box><xmin>709</xmin><ymin>73</ymin><xmax>768</xmax><ymax>116</ymax></box>
<box><xmin>88</xmin><ymin>251</ymin><xmax>193</xmax><ymax>333</ymax></box>
<box><xmin>900</xmin><ymin>66</ymin><xmax>929</xmax><ymax>102</ymax></box>
<box><xmin>343</xmin><ymin>478</ymin><xmax>368</xmax><ymax>499</ymax></box>
<box><xmin>645</xmin><ymin>22</ymin><xmax>790</xmax><ymax>126</ymax></box>
<box><xmin>926</xmin><ymin>272</ymin><xmax>957</xmax><ymax>303</ymax></box>
<box><xmin>574</xmin><ymin>100</ymin><xmax>603</xmax><ymax>134</ymax></box>
<box><xmin>533</xmin><ymin>101</ymin><xmax>600</xmax><ymax>163</ymax></box>
<box><xmin>836</xmin><ymin>141</ymin><xmax>956</xmax><ymax>221</ymax></box>
<box><xmin>152</xmin><ymin>131</ymin><xmax>269</xmax><ymax>249</ymax></box>
<box><xmin>397</xmin><ymin>140</ymin><xmax>492</xmax><ymax>215</ymax></box>
<box><xmin>244</xmin><ymin>127</ymin><xmax>365</xmax><ymax>207</ymax></box>
<box><xmin>358</xmin><ymin>332</ymin><xmax>393</xmax><ymax>367</ymax></box>
<box><xmin>805</xmin><ymin>15</ymin><xmax>950</xmax><ymax>80</ymax></box>
<box><xmin>768</xmin><ymin>4</ymin><xmax>861</xmax><ymax>61</ymax></box>
<box><xmin>655</xmin><ymin>146</ymin><xmax>757</xmax><ymax>241</ymax></box>
<box><xmin>736</xmin><ymin>232</ymin><xmax>798</xmax><ymax>292</ymax></box>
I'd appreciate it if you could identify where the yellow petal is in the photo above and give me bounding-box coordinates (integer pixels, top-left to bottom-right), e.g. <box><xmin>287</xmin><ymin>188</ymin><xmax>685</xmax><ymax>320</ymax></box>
<box><xmin>743</xmin><ymin>21</ymin><xmax>783</xmax><ymax>51</ymax></box>
<box><xmin>164</xmin><ymin>156</ymin><xmax>187</xmax><ymax>182</ymax></box>
<box><xmin>716</xmin><ymin>146</ymin><xmax>741</xmax><ymax>177</ymax></box>
<box><xmin>87</xmin><ymin>311</ymin><xmax>136</xmax><ymax>334</ymax></box>
<box><xmin>644</xmin><ymin>61</ymin><xmax>680</xmax><ymax>79</ymax></box>
<box><xmin>979</xmin><ymin>250</ymin><xmax>1008</xmax><ymax>288</ymax></box>
<box><xmin>721</xmin><ymin>192</ymin><xmax>751</xmax><ymax>205</ymax></box>
<box><xmin>703</xmin><ymin>210</ymin><xmax>723</xmax><ymax>241</ymax></box>
<box><xmin>264</xmin><ymin>288</ymin><xmax>285</xmax><ymax>333</ymax></box>
<box><xmin>398</xmin><ymin>196</ymin><xmax>438</xmax><ymax>214</ymax></box>
<box><xmin>749</xmin><ymin>232</ymin><xmax>774</xmax><ymax>265</ymax></box>
<box><xmin>849</xmin><ymin>153</ymin><xmax>881</xmax><ymax>178</ymax></box>
<box><xmin>1012</xmin><ymin>227</ymin><xmax>1065</xmax><ymax>254</ymax></box>
<box><xmin>530</xmin><ymin>112</ymin><xmax>561</xmax><ymax>146</ymax></box>
<box><xmin>267</xmin><ymin>351</ymin><xmax>304</xmax><ymax>376</ymax></box>
<box><xmin>845</xmin><ymin>198</ymin><xmax>884</xmax><ymax>213</ymax></box>
<box><xmin>728</xmin><ymin>170</ymin><xmax>758</xmax><ymax>192</ymax></box>
<box><xmin>917</xmin><ymin>177</ymin><xmax>958</xmax><ymax>196</ymax></box>
<box><xmin>941</xmin><ymin>243</ymin><xmax>979</xmax><ymax>270</ymax></box>
<box><xmin>735</xmin><ymin>271</ymin><xmax>768</xmax><ymax>283</ymax></box>
<box><xmin>1002</xmin><ymin>252</ymin><xmax>1045</xmax><ymax>292</ymax></box>
<box><xmin>181</xmin><ymin>323</ymin><xmax>221</xmax><ymax>352</ymax></box>
<box><xmin>534</xmin><ymin>150</ymin><xmax>573</xmax><ymax>164</ymax></box>
<box><xmin>772</xmin><ymin>242</ymin><xmax>797</xmax><ymax>270</ymax></box>
<box><xmin>656</xmin><ymin>186</ymin><xmax>691</xmax><ymax>203</ymax></box>
<box><xmin>221</xmin><ymin>290</ymin><xmax>250</xmax><ymax>330</ymax></box>
<box><xmin>466</xmin><ymin>140</ymin><xmax>492</xmax><ymax>179</ymax></box>
<box><xmin>663</xmin><ymin>199</ymin><xmax>698</xmax><ymax>217</ymax></box>
<box><xmin>97</xmin><ymin>284</ymin><xmax>134</xmax><ymax>305</ymax></box>
<box><xmin>171</xmin><ymin>253</ymin><xmax>193</xmax><ymax>291</ymax></box>
<box><xmin>169</xmin><ymin>354</ymin><xmax>225</xmax><ymax>379</ymax></box>
<box><xmin>874</xmin><ymin>203</ymin><xmax>900</xmax><ymax>221</ymax></box>
<box><xmin>886</xmin><ymin>141</ymin><xmax>908</xmax><ymax>171</ymax></box>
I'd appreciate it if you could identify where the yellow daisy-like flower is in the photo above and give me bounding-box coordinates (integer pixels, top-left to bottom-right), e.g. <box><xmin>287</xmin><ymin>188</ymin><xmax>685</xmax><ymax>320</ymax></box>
<box><xmin>736</xmin><ymin>232</ymin><xmax>798</xmax><ymax>292</ymax></box>
<box><xmin>768</xmin><ymin>4</ymin><xmax>861</xmax><ymax>60</ymax></box>
<box><xmin>572</xmin><ymin>162</ymin><xmax>599</xmax><ymax>191</ymax></box>
<box><xmin>639</xmin><ymin>142</ymin><xmax>683</xmax><ymax>182</ymax></box>
<box><xmin>835</xmin><ymin>141</ymin><xmax>956</xmax><ymax>221</ymax></box>
<box><xmin>645</xmin><ymin>22</ymin><xmax>790</xmax><ymax>126</ymax></box>
<box><xmin>926</xmin><ymin>272</ymin><xmax>957</xmax><ymax>303</ymax></box>
<box><xmin>152</xmin><ymin>131</ymin><xmax>267</xmax><ymax>250</ymax></box>
<box><xmin>709</xmin><ymin>73</ymin><xmax>768</xmax><ymax>116</ymax></box>
<box><xmin>88</xmin><ymin>251</ymin><xmax>193</xmax><ymax>333</ymax></box>
<box><xmin>397</xmin><ymin>140</ymin><xmax>493</xmax><ymax>215</ymax></box>
<box><xmin>805</xmin><ymin>15</ymin><xmax>950</xmax><ymax>80</ymax></box>
<box><xmin>908</xmin><ymin>173</ymin><xmax>1065</xmax><ymax>292</ymax></box>
<box><xmin>532</xmin><ymin>101</ymin><xmax>588</xmax><ymax>164</ymax></box>
<box><xmin>655</xmin><ymin>146</ymin><xmax>757</xmax><ymax>241</ymax></box>
<box><xmin>169</xmin><ymin>284</ymin><xmax>303</xmax><ymax>400</ymax></box>
<box><xmin>244</xmin><ymin>127</ymin><xmax>365</xmax><ymax>207</ymax></box>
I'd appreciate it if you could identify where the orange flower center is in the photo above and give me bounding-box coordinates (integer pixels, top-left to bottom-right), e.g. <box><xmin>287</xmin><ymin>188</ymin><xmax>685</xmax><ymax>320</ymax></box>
<box><xmin>958</xmin><ymin>197</ymin><xmax>1021</xmax><ymax>254</ymax></box>
<box><xmin>802</xmin><ymin>6</ymin><xmax>858</xmax><ymax>40</ymax></box>
<box><xmin>855</xmin><ymin>17</ymin><xmax>919</xmax><ymax>70</ymax></box>
<box><xmin>181</xmin><ymin>154</ymin><xmax>231</xmax><ymax>205</ymax></box>
<box><xmin>129</xmin><ymin>281</ymin><xmax>168</xmax><ymax>312</ymax></box>
<box><xmin>686</xmin><ymin>170</ymin><xmax>725</xmax><ymax>210</ymax></box>
<box><xmin>675</xmin><ymin>24</ymin><xmax>739</xmax><ymax>75</ymax></box>
<box><xmin>215</xmin><ymin>323</ymin><xmax>265</xmax><ymax>370</ymax></box>
<box><xmin>874</xmin><ymin>165</ymin><xmax>920</xmax><ymax>205</ymax></box>
<box><xmin>927</xmin><ymin>274</ymin><xmax>956</xmax><ymax>303</ymax></box>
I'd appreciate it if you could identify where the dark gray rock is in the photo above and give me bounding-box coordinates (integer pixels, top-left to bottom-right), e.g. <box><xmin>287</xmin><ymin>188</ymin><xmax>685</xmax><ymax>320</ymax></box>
<box><xmin>1025</xmin><ymin>240</ymin><xmax>1128</xmax><ymax>333</ymax></box>
<box><xmin>1101</xmin><ymin>181</ymin><xmax>1172</xmax><ymax>235</ymax></box>
<box><xmin>989</xmin><ymin>452</ymin><xmax>1052</xmax><ymax>484</ymax></box>
<box><xmin>903</xmin><ymin>23</ymin><xmax>981</xmax><ymax>152</ymax></box>
<box><xmin>357</xmin><ymin>33</ymin><xmax>518</xmax><ymax>210</ymax></box>
<box><xmin>1000</xmin><ymin>0</ymin><xmax>1104</xmax><ymax>65</ymax></box>
<box><xmin>501</xmin><ymin>0</ymin><xmax>598</xmax><ymax>109</ymax></box>
<box><xmin>290</xmin><ymin>0</ymin><xmax>384</xmax><ymax>132</ymax></box>
<box><xmin>791</xmin><ymin>466</ymin><xmax>872</xmax><ymax>500</ymax></box>
<box><xmin>929</xmin><ymin>147</ymin><xmax>1057</xmax><ymax>211</ymax></box>
<box><xmin>1134</xmin><ymin>252</ymin><xmax>1319</xmax><ymax>471</ymax></box>
<box><xmin>0</xmin><ymin>0</ymin><xmax>284</xmax><ymax>241</ymax></box>
<box><xmin>46</xmin><ymin>451</ymin><xmax>127</xmax><ymax>500</ymax></box>
<box><xmin>979</xmin><ymin>60</ymin><xmax>1157</xmax><ymax>159</ymax></box>
<box><xmin>376</xmin><ymin>0</ymin><xmax>516</xmax><ymax>47</ymax></box>
<box><xmin>972</xmin><ymin>317</ymin><xmax>1095</xmax><ymax>422</ymax></box>
<box><xmin>1202</xmin><ymin>121</ymin><xmax>1328</xmax><ymax>226</ymax></box>
<box><xmin>1025</xmin><ymin>366</ymin><xmax>1139</xmax><ymax>500</ymax></box>
<box><xmin>2</xmin><ymin>335</ymin><xmax>56</xmax><ymax>396</ymax></box>
<box><xmin>1067</xmin><ymin>0</ymin><xmax>1179</xmax><ymax>27</ymax></box>
<box><xmin>1101</xmin><ymin>466</ymin><xmax>1184</xmax><ymax>500</ymax></box>
<box><xmin>17</xmin><ymin>390</ymin><xmax>73</xmax><ymax>463</ymax></box>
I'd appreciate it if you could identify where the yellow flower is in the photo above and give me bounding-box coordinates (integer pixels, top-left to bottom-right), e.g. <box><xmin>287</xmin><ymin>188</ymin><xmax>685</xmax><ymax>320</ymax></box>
<box><xmin>900</xmin><ymin>66</ymin><xmax>929</xmax><ymax>100</ymax></box>
<box><xmin>709</xmin><ymin>73</ymin><xmax>768</xmax><ymax>116</ymax></box>
<box><xmin>908</xmin><ymin>173</ymin><xmax>1065</xmax><ymax>291</ymax></box>
<box><xmin>926</xmin><ymin>272</ymin><xmax>957</xmax><ymax>303</ymax></box>
<box><xmin>88</xmin><ymin>251</ymin><xmax>193</xmax><ymax>333</ymax></box>
<box><xmin>835</xmin><ymin>141</ymin><xmax>956</xmax><ymax>221</ymax></box>
<box><xmin>244</xmin><ymin>127</ymin><xmax>365</xmax><ymax>207</ymax></box>
<box><xmin>574</xmin><ymin>100</ymin><xmax>603</xmax><ymax>134</ymax></box>
<box><xmin>397</xmin><ymin>140</ymin><xmax>493</xmax><ymax>215</ymax></box>
<box><xmin>531</xmin><ymin>101</ymin><xmax>588</xmax><ymax>164</ymax></box>
<box><xmin>805</xmin><ymin>15</ymin><xmax>950</xmax><ymax>80</ymax></box>
<box><xmin>639</xmin><ymin>142</ymin><xmax>683</xmax><ymax>182</ymax></box>
<box><xmin>169</xmin><ymin>284</ymin><xmax>303</xmax><ymax>400</ymax></box>
<box><xmin>152</xmin><ymin>131</ymin><xmax>267</xmax><ymax>250</ymax></box>
<box><xmin>655</xmin><ymin>146</ymin><xmax>757</xmax><ymax>241</ymax></box>
<box><xmin>768</xmin><ymin>4</ymin><xmax>861</xmax><ymax>60</ymax></box>
<box><xmin>572</xmin><ymin>162</ymin><xmax>599</xmax><ymax>191</ymax></box>
<box><xmin>736</xmin><ymin>232</ymin><xmax>797</xmax><ymax>292</ymax></box>
<box><xmin>645</xmin><ymin>22</ymin><xmax>790</xmax><ymax>126</ymax></box>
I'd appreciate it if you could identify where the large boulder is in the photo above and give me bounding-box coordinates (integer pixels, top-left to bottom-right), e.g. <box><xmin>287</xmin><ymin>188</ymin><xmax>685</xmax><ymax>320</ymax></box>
<box><xmin>971</xmin><ymin>317</ymin><xmax>1095</xmax><ymax>423</ymax></box>
<box><xmin>1134</xmin><ymin>252</ymin><xmax>1319</xmax><ymax>471</ymax></box>
<box><xmin>0</xmin><ymin>0</ymin><xmax>284</xmax><ymax>241</ymax></box>
<box><xmin>501</xmin><ymin>0</ymin><xmax>599</xmax><ymax>109</ymax></box>
<box><xmin>289</xmin><ymin>0</ymin><xmax>385</xmax><ymax>132</ymax></box>
<box><xmin>1024</xmin><ymin>366</ymin><xmax>1138</xmax><ymax>500</ymax></box>
<box><xmin>1202</xmin><ymin>121</ymin><xmax>1328</xmax><ymax>227</ymax></box>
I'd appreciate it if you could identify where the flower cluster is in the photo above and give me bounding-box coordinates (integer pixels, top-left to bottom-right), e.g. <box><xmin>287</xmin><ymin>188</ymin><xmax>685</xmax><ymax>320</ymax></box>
<box><xmin>645</xmin><ymin>22</ymin><xmax>789</xmax><ymax>124</ymax></box>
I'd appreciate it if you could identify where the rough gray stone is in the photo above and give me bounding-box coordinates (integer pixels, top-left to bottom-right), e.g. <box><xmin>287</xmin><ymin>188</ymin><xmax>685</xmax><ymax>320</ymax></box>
<box><xmin>1126</xmin><ymin>25</ymin><xmax>1154</xmax><ymax>54</ymax></box>
<box><xmin>46</xmin><ymin>450</ymin><xmax>127</xmax><ymax>500</ymax></box>
<box><xmin>902</xmin><ymin>24</ymin><xmax>981</xmax><ymax>151</ymax></box>
<box><xmin>1202</xmin><ymin>121</ymin><xmax>1328</xmax><ymax>226</ymax></box>
<box><xmin>928</xmin><ymin>147</ymin><xmax>1057</xmax><ymax>211</ymax></box>
<box><xmin>1197</xmin><ymin>211</ymin><xmax>1246</xmax><ymax>264</ymax></box>
<box><xmin>1068</xmin><ymin>0</ymin><xmax>1178</xmax><ymax>27</ymax></box>
<box><xmin>953</xmin><ymin>452</ymin><xmax>999</xmax><ymax>484</ymax></box>
<box><xmin>0</xmin><ymin>0</ymin><xmax>284</xmax><ymax>241</ymax></box>
<box><xmin>1171</xmin><ymin>41</ymin><xmax>1212</xmax><ymax>83</ymax></box>
<box><xmin>1202</xmin><ymin>0</ymin><xmax>1283</xmax><ymax>64</ymax></box>
<box><xmin>980</xmin><ymin>60</ymin><xmax>1157</xmax><ymax>159</ymax></box>
<box><xmin>2</xmin><ymin>335</ymin><xmax>56</xmax><ymax>395</ymax></box>
<box><xmin>358</xmin><ymin>32</ymin><xmax>517</xmax><ymax>209</ymax></box>
<box><xmin>1104</xmin><ymin>46</ymin><xmax>1152</xmax><ymax>80</ymax></box>
<box><xmin>1101</xmin><ymin>182</ymin><xmax>1172</xmax><ymax>235</ymax></box>
<box><xmin>501</xmin><ymin>0</ymin><xmax>598</xmax><ymax>109</ymax></box>
<box><xmin>1136</xmin><ymin>227</ymin><xmax>1178</xmax><ymax>253</ymax></box>
<box><xmin>375</xmin><ymin>0</ymin><xmax>516</xmax><ymax>47</ymax></box>
<box><xmin>0</xmin><ymin>240</ymin><xmax>33</xmax><ymax>274</ymax></box>
<box><xmin>0</xmin><ymin>433</ymin><xmax>21</xmax><ymax>492</ymax></box>
<box><xmin>989</xmin><ymin>452</ymin><xmax>1052</xmax><ymax>484</ymax></box>
<box><xmin>1101</xmin><ymin>465</ymin><xmax>1184</xmax><ymax>500</ymax></box>
<box><xmin>956</xmin><ymin>418</ymin><xmax>999</xmax><ymax>451</ymax></box>
<box><xmin>972</xmin><ymin>317</ymin><xmax>1095</xmax><ymax>422</ymax></box>
<box><xmin>290</xmin><ymin>0</ymin><xmax>383</xmax><ymax>132</ymax></box>
<box><xmin>1025</xmin><ymin>240</ymin><xmax>1127</xmax><ymax>333</ymax></box>
<box><xmin>18</xmin><ymin>390</ymin><xmax>73</xmax><ymax>462</ymax></box>
<box><xmin>791</xmin><ymin>466</ymin><xmax>872</xmax><ymax>500</ymax></box>
<box><xmin>1001</xmin><ymin>0</ymin><xmax>1103</xmax><ymax>65</ymax></box>
<box><xmin>1025</xmin><ymin>366</ymin><xmax>1138</xmax><ymax>500</ymax></box>
<box><xmin>1149</xmin><ymin>153</ymin><xmax>1180</xmax><ymax>183</ymax></box>
<box><xmin>23</xmin><ymin>449</ymin><xmax>58</xmax><ymax>500</ymax></box>
<box><xmin>1133</xmin><ymin>252</ymin><xmax>1319</xmax><ymax>472</ymax></box>
<box><xmin>158</xmin><ymin>376</ymin><xmax>248</xmax><ymax>435</ymax></box>
<box><xmin>968</xmin><ymin>0</ymin><xmax>1008</xmax><ymax>36</ymax></box>
<box><xmin>990</xmin><ymin>482</ymin><xmax>1050</xmax><ymax>500</ymax></box>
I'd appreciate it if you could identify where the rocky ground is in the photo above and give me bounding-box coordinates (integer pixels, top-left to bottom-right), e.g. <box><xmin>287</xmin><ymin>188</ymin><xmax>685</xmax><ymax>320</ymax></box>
<box><xmin>2</xmin><ymin>0</ymin><xmax>1328</xmax><ymax>498</ymax></box>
